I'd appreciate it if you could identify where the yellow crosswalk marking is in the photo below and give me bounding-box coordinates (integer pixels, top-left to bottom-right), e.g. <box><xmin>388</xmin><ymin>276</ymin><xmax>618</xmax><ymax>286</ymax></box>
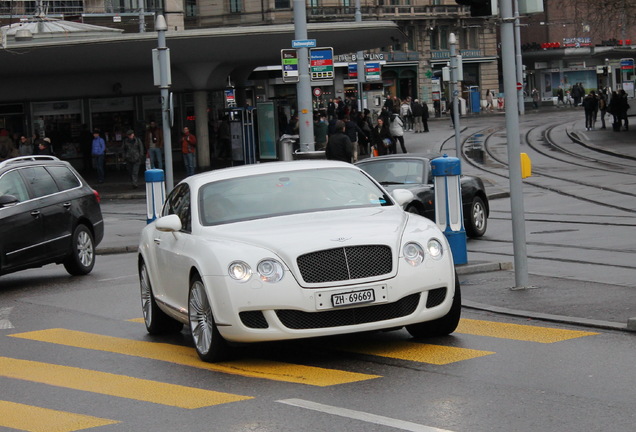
<box><xmin>336</xmin><ymin>340</ymin><xmax>494</xmax><ymax>365</ymax></box>
<box><xmin>0</xmin><ymin>400</ymin><xmax>118</xmax><ymax>432</ymax></box>
<box><xmin>0</xmin><ymin>357</ymin><xmax>251</xmax><ymax>409</ymax></box>
<box><xmin>456</xmin><ymin>319</ymin><xmax>599</xmax><ymax>343</ymax></box>
<box><xmin>10</xmin><ymin>329</ymin><xmax>380</xmax><ymax>387</ymax></box>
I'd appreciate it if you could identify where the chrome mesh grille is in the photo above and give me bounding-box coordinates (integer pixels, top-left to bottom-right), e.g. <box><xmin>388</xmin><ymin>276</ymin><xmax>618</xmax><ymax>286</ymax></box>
<box><xmin>426</xmin><ymin>287</ymin><xmax>447</xmax><ymax>308</ymax></box>
<box><xmin>297</xmin><ymin>245</ymin><xmax>392</xmax><ymax>284</ymax></box>
<box><xmin>275</xmin><ymin>293</ymin><xmax>421</xmax><ymax>330</ymax></box>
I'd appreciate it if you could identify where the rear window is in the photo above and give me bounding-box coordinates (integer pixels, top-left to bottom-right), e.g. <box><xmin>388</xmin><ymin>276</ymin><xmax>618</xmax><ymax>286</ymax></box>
<box><xmin>47</xmin><ymin>166</ymin><xmax>81</xmax><ymax>191</ymax></box>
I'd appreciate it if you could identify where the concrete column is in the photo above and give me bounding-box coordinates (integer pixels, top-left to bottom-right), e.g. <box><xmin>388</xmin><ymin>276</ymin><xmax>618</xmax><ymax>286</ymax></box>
<box><xmin>193</xmin><ymin>90</ymin><xmax>210</xmax><ymax>171</ymax></box>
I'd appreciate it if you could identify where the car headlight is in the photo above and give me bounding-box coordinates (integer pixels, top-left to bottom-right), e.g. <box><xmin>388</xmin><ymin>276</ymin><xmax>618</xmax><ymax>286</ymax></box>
<box><xmin>403</xmin><ymin>242</ymin><xmax>425</xmax><ymax>266</ymax></box>
<box><xmin>257</xmin><ymin>259</ymin><xmax>285</xmax><ymax>283</ymax></box>
<box><xmin>427</xmin><ymin>239</ymin><xmax>444</xmax><ymax>260</ymax></box>
<box><xmin>228</xmin><ymin>261</ymin><xmax>252</xmax><ymax>282</ymax></box>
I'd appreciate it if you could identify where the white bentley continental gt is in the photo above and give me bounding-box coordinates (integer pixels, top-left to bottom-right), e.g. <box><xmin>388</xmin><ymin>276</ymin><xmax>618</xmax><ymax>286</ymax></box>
<box><xmin>138</xmin><ymin>160</ymin><xmax>461</xmax><ymax>362</ymax></box>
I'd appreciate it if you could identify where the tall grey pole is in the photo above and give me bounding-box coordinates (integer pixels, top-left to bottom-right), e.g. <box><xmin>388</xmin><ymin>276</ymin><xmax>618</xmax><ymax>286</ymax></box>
<box><xmin>500</xmin><ymin>0</ymin><xmax>529</xmax><ymax>288</ymax></box>
<box><xmin>514</xmin><ymin>0</ymin><xmax>524</xmax><ymax>114</ymax></box>
<box><xmin>293</xmin><ymin>0</ymin><xmax>315</xmax><ymax>152</ymax></box>
<box><xmin>355</xmin><ymin>0</ymin><xmax>365</xmax><ymax>112</ymax></box>
<box><xmin>156</xmin><ymin>15</ymin><xmax>174</xmax><ymax>191</ymax></box>
<box><xmin>139</xmin><ymin>0</ymin><xmax>145</xmax><ymax>33</ymax></box>
<box><xmin>449</xmin><ymin>33</ymin><xmax>461</xmax><ymax>157</ymax></box>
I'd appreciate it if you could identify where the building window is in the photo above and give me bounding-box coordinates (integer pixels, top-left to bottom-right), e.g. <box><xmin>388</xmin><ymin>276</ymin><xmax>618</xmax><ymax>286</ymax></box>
<box><xmin>462</xmin><ymin>27</ymin><xmax>479</xmax><ymax>49</ymax></box>
<box><xmin>341</xmin><ymin>0</ymin><xmax>350</xmax><ymax>6</ymax></box>
<box><xmin>275</xmin><ymin>0</ymin><xmax>291</xmax><ymax>7</ymax></box>
<box><xmin>229</xmin><ymin>0</ymin><xmax>241</xmax><ymax>13</ymax></box>
<box><xmin>185</xmin><ymin>0</ymin><xmax>197</xmax><ymax>16</ymax></box>
<box><xmin>309</xmin><ymin>0</ymin><xmax>320</xmax><ymax>7</ymax></box>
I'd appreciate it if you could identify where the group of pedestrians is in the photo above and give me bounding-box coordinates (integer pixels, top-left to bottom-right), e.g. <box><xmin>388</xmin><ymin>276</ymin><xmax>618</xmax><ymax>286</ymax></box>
<box><xmin>0</xmin><ymin>128</ymin><xmax>55</xmax><ymax>162</ymax></box>
<box><xmin>580</xmin><ymin>88</ymin><xmax>629</xmax><ymax>131</ymax></box>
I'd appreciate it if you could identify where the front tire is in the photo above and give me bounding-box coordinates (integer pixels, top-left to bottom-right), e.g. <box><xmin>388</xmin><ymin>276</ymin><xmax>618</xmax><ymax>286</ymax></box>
<box><xmin>63</xmin><ymin>224</ymin><xmax>95</xmax><ymax>275</ymax></box>
<box><xmin>139</xmin><ymin>259</ymin><xmax>183</xmax><ymax>334</ymax></box>
<box><xmin>406</xmin><ymin>274</ymin><xmax>461</xmax><ymax>338</ymax></box>
<box><xmin>465</xmin><ymin>196</ymin><xmax>487</xmax><ymax>238</ymax></box>
<box><xmin>189</xmin><ymin>275</ymin><xmax>231</xmax><ymax>362</ymax></box>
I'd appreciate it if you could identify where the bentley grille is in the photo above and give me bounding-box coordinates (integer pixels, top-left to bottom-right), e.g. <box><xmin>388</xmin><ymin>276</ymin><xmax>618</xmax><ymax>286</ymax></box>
<box><xmin>297</xmin><ymin>245</ymin><xmax>392</xmax><ymax>284</ymax></box>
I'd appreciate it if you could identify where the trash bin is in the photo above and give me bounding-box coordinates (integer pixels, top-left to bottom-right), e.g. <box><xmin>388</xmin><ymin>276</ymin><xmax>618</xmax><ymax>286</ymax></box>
<box><xmin>292</xmin><ymin>149</ymin><xmax>326</xmax><ymax>160</ymax></box>
<box><xmin>278</xmin><ymin>134</ymin><xmax>298</xmax><ymax>161</ymax></box>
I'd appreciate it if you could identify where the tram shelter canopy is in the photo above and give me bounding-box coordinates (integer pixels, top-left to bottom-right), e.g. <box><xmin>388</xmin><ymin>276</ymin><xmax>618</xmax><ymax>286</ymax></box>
<box><xmin>0</xmin><ymin>21</ymin><xmax>405</xmax><ymax>102</ymax></box>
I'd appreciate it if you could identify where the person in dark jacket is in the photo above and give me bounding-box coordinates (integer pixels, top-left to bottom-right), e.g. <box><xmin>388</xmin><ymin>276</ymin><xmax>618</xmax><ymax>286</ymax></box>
<box><xmin>370</xmin><ymin>117</ymin><xmax>392</xmax><ymax>157</ymax></box>
<box><xmin>343</xmin><ymin>115</ymin><xmax>366</xmax><ymax>162</ymax></box>
<box><xmin>582</xmin><ymin>91</ymin><xmax>598</xmax><ymax>131</ymax></box>
<box><xmin>325</xmin><ymin>120</ymin><xmax>353</xmax><ymax>163</ymax></box>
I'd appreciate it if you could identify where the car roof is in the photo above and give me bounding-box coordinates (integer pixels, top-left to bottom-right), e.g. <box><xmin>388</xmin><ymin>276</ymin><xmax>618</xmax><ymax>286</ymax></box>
<box><xmin>184</xmin><ymin>160</ymin><xmax>358</xmax><ymax>188</ymax></box>
<box><xmin>355</xmin><ymin>153</ymin><xmax>441</xmax><ymax>164</ymax></box>
<box><xmin>0</xmin><ymin>155</ymin><xmax>62</xmax><ymax>170</ymax></box>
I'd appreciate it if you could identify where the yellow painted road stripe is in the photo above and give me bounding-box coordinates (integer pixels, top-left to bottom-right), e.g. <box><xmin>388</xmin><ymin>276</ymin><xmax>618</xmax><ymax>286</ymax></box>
<box><xmin>456</xmin><ymin>319</ymin><xmax>599</xmax><ymax>343</ymax></box>
<box><xmin>336</xmin><ymin>341</ymin><xmax>494</xmax><ymax>365</ymax></box>
<box><xmin>10</xmin><ymin>329</ymin><xmax>379</xmax><ymax>386</ymax></box>
<box><xmin>0</xmin><ymin>400</ymin><xmax>118</xmax><ymax>432</ymax></box>
<box><xmin>0</xmin><ymin>357</ymin><xmax>251</xmax><ymax>409</ymax></box>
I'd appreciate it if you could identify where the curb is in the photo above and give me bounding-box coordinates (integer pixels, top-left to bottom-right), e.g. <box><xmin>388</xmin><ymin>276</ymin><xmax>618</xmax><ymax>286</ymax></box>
<box><xmin>462</xmin><ymin>300</ymin><xmax>633</xmax><ymax>333</ymax></box>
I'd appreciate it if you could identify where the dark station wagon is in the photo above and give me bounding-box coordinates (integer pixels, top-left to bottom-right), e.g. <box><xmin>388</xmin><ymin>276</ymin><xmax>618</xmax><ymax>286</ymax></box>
<box><xmin>0</xmin><ymin>156</ymin><xmax>104</xmax><ymax>276</ymax></box>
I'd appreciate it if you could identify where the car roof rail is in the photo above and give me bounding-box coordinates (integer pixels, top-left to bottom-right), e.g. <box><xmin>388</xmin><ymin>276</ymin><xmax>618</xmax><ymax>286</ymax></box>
<box><xmin>0</xmin><ymin>155</ymin><xmax>60</xmax><ymax>169</ymax></box>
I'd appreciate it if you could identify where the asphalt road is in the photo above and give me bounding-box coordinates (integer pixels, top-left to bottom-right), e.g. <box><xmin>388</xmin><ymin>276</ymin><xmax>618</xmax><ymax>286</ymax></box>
<box><xmin>1</xmin><ymin>109</ymin><xmax>635</xmax><ymax>431</ymax></box>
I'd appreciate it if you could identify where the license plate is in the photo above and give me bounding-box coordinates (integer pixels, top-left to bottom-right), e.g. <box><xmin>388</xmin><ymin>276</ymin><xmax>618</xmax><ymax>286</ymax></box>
<box><xmin>331</xmin><ymin>289</ymin><xmax>375</xmax><ymax>307</ymax></box>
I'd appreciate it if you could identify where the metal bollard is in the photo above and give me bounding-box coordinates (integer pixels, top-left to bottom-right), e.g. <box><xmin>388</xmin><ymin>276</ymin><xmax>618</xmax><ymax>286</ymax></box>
<box><xmin>145</xmin><ymin>169</ymin><xmax>166</xmax><ymax>224</ymax></box>
<box><xmin>431</xmin><ymin>155</ymin><xmax>467</xmax><ymax>265</ymax></box>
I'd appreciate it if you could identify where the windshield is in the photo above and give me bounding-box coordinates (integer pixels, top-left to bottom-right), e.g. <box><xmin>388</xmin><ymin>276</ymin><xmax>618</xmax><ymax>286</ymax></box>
<box><xmin>358</xmin><ymin>159</ymin><xmax>429</xmax><ymax>185</ymax></box>
<box><xmin>199</xmin><ymin>167</ymin><xmax>393</xmax><ymax>226</ymax></box>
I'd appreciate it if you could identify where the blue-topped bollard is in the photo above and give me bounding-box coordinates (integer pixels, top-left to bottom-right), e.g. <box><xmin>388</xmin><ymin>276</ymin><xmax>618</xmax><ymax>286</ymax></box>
<box><xmin>430</xmin><ymin>155</ymin><xmax>467</xmax><ymax>265</ymax></box>
<box><xmin>145</xmin><ymin>169</ymin><xmax>166</xmax><ymax>224</ymax></box>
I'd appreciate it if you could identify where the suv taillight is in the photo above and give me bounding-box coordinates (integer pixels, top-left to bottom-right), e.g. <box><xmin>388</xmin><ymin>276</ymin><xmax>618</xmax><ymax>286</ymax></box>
<box><xmin>93</xmin><ymin>189</ymin><xmax>101</xmax><ymax>204</ymax></box>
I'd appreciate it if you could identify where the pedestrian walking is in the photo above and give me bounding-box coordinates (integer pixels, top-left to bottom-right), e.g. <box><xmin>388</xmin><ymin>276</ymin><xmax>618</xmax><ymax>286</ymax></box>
<box><xmin>343</xmin><ymin>115</ymin><xmax>365</xmax><ymax>162</ymax></box>
<box><xmin>389</xmin><ymin>111</ymin><xmax>406</xmax><ymax>154</ymax></box>
<box><xmin>485</xmin><ymin>89</ymin><xmax>494</xmax><ymax>112</ymax></box>
<box><xmin>144</xmin><ymin>121</ymin><xmax>164</xmax><ymax>169</ymax></box>
<box><xmin>370</xmin><ymin>117</ymin><xmax>392</xmax><ymax>157</ymax></box>
<box><xmin>91</xmin><ymin>129</ymin><xmax>106</xmax><ymax>183</ymax></box>
<box><xmin>325</xmin><ymin>120</ymin><xmax>353</xmax><ymax>163</ymax></box>
<box><xmin>181</xmin><ymin>126</ymin><xmax>197</xmax><ymax>176</ymax></box>
<box><xmin>556</xmin><ymin>87</ymin><xmax>565</xmax><ymax>107</ymax></box>
<box><xmin>582</xmin><ymin>91</ymin><xmax>598</xmax><ymax>130</ymax></box>
<box><xmin>411</xmin><ymin>99</ymin><xmax>424</xmax><ymax>133</ymax></box>
<box><xmin>532</xmin><ymin>88</ymin><xmax>540</xmax><ymax>109</ymax></box>
<box><xmin>618</xmin><ymin>89</ymin><xmax>629</xmax><ymax>131</ymax></box>
<box><xmin>598</xmin><ymin>90</ymin><xmax>608</xmax><ymax>129</ymax></box>
<box><xmin>400</xmin><ymin>98</ymin><xmax>413</xmax><ymax>131</ymax></box>
<box><xmin>313</xmin><ymin>114</ymin><xmax>329</xmax><ymax>151</ymax></box>
<box><xmin>122</xmin><ymin>130</ymin><xmax>145</xmax><ymax>188</ymax></box>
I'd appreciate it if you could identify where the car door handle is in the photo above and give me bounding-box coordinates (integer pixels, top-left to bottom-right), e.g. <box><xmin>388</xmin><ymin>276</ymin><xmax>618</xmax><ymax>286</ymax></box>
<box><xmin>154</xmin><ymin>238</ymin><xmax>161</xmax><ymax>245</ymax></box>
<box><xmin>30</xmin><ymin>210</ymin><xmax>41</xmax><ymax>217</ymax></box>
<box><xmin>63</xmin><ymin>202</ymin><xmax>72</xmax><ymax>209</ymax></box>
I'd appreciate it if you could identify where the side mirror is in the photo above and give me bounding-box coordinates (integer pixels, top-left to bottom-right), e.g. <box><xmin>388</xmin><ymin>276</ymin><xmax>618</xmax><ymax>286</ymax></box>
<box><xmin>155</xmin><ymin>214</ymin><xmax>182</xmax><ymax>232</ymax></box>
<box><xmin>391</xmin><ymin>189</ymin><xmax>415</xmax><ymax>206</ymax></box>
<box><xmin>0</xmin><ymin>194</ymin><xmax>19</xmax><ymax>209</ymax></box>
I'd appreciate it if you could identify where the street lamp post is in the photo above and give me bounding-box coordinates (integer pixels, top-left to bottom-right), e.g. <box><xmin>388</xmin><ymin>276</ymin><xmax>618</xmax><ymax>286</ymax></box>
<box><xmin>155</xmin><ymin>15</ymin><xmax>174</xmax><ymax>191</ymax></box>
<box><xmin>449</xmin><ymin>33</ymin><xmax>461</xmax><ymax>157</ymax></box>
<box><xmin>293</xmin><ymin>0</ymin><xmax>315</xmax><ymax>152</ymax></box>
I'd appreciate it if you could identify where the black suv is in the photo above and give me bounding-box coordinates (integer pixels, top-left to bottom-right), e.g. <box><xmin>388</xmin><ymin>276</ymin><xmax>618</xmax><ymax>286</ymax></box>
<box><xmin>0</xmin><ymin>156</ymin><xmax>104</xmax><ymax>276</ymax></box>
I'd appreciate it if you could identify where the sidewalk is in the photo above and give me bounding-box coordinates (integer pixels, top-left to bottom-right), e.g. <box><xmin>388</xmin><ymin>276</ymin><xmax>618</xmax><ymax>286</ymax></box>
<box><xmin>93</xmin><ymin>109</ymin><xmax>636</xmax><ymax>333</ymax></box>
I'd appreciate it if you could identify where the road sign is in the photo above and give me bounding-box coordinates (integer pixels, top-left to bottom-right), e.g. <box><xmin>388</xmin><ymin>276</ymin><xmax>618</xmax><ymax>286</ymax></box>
<box><xmin>365</xmin><ymin>62</ymin><xmax>381</xmax><ymax>81</ymax></box>
<box><xmin>313</xmin><ymin>87</ymin><xmax>322</xmax><ymax>97</ymax></box>
<box><xmin>309</xmin><ymin>47</ymin><xmax>334</xmax><ymax>81</ymax></box>
<box><xmin>281</xmin><ymin>49</ymin><xmax>299</xmax><ymax>83</ymax></box>
<box><xmin>348</xmin><ymin>63</ymin><xmax>358</xmax><ymax>79</ymax></box>
<box><xmin>516</xmin><ymin>82</ymin><xmax>523</xmax><ymax>90</ymax></box>
<box><xmin>292</xmin><ymin>39</ymin><xmax>316</xmax><ymax>48</ymax></box>
<box><xmin>620</xmin><ymin>58</ymin><xmax>634</xmax><ymax>70</ymax></box>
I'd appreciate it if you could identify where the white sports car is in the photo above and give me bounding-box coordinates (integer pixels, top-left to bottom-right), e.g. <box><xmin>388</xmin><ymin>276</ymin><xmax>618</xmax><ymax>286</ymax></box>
<box><xmin>138</xmin><ymin>160</ymin><xmax>460</xmax><ymax>362</ymax></box>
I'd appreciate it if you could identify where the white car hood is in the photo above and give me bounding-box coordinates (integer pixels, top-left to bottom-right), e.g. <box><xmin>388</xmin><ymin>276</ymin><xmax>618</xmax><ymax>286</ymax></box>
<box><xmin>200</xmin><ymin>207</ymin><xmax>409</xmax><ymax>261</ymax></box>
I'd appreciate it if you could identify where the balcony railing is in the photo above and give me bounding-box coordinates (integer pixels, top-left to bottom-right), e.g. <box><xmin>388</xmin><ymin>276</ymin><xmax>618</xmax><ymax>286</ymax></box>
<box><xmin>308</xmin><ymin>5</ymin><xmax>467</xmax><ymax>20</ymax></box>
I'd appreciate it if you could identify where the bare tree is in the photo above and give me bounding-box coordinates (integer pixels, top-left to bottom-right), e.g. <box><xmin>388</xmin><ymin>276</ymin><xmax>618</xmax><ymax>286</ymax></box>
<box><xmin>561</xmin><ymin>0</ymin><xmax>636</xmax><ymax>42</ymax></box>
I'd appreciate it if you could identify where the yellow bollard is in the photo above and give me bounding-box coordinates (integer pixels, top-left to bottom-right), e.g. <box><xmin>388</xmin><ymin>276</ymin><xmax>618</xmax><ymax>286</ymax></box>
<box><xmin>520</xmin><ymin>152</ymin><xmax>532</xmax><ymax>178</ymax></box>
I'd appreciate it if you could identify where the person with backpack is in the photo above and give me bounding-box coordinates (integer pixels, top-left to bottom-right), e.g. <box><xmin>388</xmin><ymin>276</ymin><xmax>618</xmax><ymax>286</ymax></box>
<box><xmin>389</xmin><ymin>110</ymin><xmax>407</xmax><ymax>154</ymax></box>
<box><xmin>400</xmin><ymin>98</ymin><xmax>413</xmax><ymax>131</ymax></box>
<box><xmin>122</xmin><ymin>129</ymin><xmax>145</xmax><ymax>188</ymax></box>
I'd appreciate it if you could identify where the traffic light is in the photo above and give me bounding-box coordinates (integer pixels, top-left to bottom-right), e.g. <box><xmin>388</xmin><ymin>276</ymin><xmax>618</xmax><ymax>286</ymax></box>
<box><xmin>455</xmin><ymin>0</ymin><xmax>497</xmax><ymax>17</ymax></box>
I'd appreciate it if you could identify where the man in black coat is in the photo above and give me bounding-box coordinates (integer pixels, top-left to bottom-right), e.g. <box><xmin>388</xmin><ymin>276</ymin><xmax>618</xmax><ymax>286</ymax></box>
<box><xmin>326</xmin><ymin>120</ymin><xmax>353</xmax><ymax>163</ymax></box>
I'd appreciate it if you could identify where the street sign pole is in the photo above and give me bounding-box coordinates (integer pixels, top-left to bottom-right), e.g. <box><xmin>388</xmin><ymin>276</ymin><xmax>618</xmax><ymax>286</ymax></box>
<box><xmin>293</xmin><ymin>0</ymin><xmax>315</xmax><ymax>152</ymax></box>
<box><xmin>355</xmin><ymin>0</ymin><xmax>365</xmax><ymax>111</ymax></box>
<box><xmin>501</xmin><ymin>0</ymin><xmax>529</xmax><ymax>289</ymax></box>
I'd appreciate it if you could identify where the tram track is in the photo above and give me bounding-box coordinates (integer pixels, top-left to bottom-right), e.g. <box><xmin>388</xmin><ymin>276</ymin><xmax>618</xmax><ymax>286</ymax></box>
<box><xmin>457</xmin><ymin>122</ymin><xmax>636</xmax><ymax>213</ymax></box>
